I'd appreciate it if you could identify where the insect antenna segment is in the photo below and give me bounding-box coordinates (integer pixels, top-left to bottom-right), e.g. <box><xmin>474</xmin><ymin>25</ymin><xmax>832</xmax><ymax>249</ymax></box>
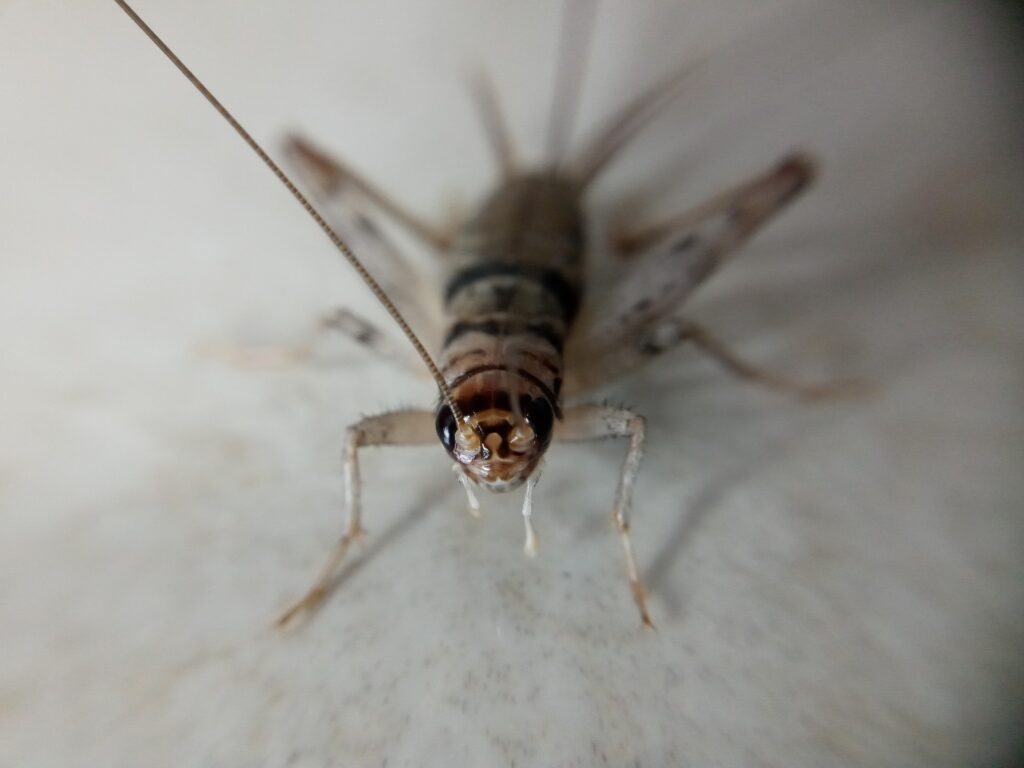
<box><xmin>111</xmin><ymin>0</ymin><xmax>465</xmax><ymax>426</ymax></box>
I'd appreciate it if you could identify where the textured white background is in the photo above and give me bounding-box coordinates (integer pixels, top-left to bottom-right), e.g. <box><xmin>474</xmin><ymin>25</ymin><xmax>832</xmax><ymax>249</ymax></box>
<box><xmin>1</xmin><ymin>1</ymin><xmax>1022</xmax><ymax>766</ymax></box>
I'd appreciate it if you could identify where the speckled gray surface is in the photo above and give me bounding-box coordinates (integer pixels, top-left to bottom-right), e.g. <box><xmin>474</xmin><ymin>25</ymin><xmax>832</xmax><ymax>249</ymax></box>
<box><xmin>2</xmin><ymin>1</ymin><xmax>1022</xmax><ymax>766</ymax></box>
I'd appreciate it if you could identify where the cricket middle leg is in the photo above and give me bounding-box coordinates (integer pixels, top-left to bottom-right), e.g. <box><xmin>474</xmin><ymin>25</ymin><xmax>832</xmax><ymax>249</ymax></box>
<box><xmin>568</xmin><ymin>314</ymin><xmax>868</xmax><ymax>402</ymax></box>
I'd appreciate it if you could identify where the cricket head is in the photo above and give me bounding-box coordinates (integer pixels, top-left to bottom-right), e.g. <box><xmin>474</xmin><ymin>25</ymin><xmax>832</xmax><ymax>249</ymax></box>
<box><xmin>435</xmin><ymin>371</ymin><xmax>556</xmax><ymax>492</ymax></box>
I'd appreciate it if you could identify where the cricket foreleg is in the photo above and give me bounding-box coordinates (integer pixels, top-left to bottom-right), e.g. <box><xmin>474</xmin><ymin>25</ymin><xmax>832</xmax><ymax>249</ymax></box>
<box><xmin>557</xmin><ymin>405</ymin><xmax>652</xmax><ymax>628</ymax></box>
<box><xmin>276</xmin><ymin>409</ymin><xmax>437</xmax><ymax>628</ymax></box>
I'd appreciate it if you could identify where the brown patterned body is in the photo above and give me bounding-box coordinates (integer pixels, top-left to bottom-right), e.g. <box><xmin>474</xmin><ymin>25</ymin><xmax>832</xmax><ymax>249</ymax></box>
<box><xmin>114</xmin><ymin>0</ymin><xmax>835</xmax><ymax>628</ymax></box>
<box><xmin>435</xmin><ymin>172</ymin><xmax>585</xmax><ymax>490</ymax></box>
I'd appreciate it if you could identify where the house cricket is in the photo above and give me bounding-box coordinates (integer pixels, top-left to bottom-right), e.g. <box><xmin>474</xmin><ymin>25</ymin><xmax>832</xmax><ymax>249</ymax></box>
<box><xmin>113</xmin><ymin>0</ymin><xmax>852</xmax><ymax>628</ymax></box>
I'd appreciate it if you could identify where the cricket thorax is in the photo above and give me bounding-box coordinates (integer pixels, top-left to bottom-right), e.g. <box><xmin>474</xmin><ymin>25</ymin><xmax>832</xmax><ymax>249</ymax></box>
<box><xmin>437</xmin><ymin>172</ymin><xmax>584</xmax><ymax>490</ymax></box>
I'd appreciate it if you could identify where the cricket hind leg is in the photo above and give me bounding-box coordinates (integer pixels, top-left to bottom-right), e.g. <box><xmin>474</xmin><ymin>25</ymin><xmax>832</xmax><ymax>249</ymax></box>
<box><xmin>611</xmin><ymin>152</ymin><xmax>817</xmax><ymax>258</ymax></box>
<box><xmin>276</xmin><ymin>409</ymin><xmax>438</xmax><ymax>628</ymax></box>
<box><xmin>203</xmin><ymin>140</ymin><xmax>445</xmax><ymax>373</ymax></box>
<box><xmin>567</xmin><ymin>61</ymin><xmax>700</xmax><ymax>187</ymax></box>
<box><xmin>470</xmin><ymin>0</ymin><xmax>597</xmax><ymax>176</ymax></box>
<box><xmin>468</xmin><ymin>69</ymin><xmax>517</xmax><ymax>178</ymax></box>
<box><xmin>556</xmin><ymin>405</ymin><xmax>652</xmax><ymax>628</ymax></box>
<box><xmin>566</xmin><ymin>152</ymin><xmax>826</xmax><ymax>394</ymax></box>
<box><xmin>285</xmin><ymin>134</ymin><xmax>454</xmax><ymax>252</ymax></box>
<box><xmin>283</xmin><ymin>135</ymin><xmax>446</xmax><ymax>330</ymax></box>
<box><xmin>544</xmin><ymin>0</ymin><xmax>599</xmax><ymax>164</ymax></box>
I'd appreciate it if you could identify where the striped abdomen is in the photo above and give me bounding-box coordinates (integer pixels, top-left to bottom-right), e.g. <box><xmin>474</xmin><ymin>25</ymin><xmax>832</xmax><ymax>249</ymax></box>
<box><xmin>435</xmin><ymin>172</ymin><xmax>584</xmax><ymax>490</ymax></box>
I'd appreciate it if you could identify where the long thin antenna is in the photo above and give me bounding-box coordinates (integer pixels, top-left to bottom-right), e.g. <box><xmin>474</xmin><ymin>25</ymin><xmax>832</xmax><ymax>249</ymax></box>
<box><xmin>545</xmin><ymin>0</ymin><xmax>598</xmax><ymax>164</ymax></box>
<box><xmin>112</xmin><ymin>0</ymin><xmax>462</xmax><ymax>422</ymax></box>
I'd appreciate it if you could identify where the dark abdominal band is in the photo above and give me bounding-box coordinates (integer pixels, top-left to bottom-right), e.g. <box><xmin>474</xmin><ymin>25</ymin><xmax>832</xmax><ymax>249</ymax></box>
<box><xmin>443</xmin><ymin>262</ymin><xmax>580</xmax><ymax>323</ymax></box>
<box><xmin>443</xmin><ymin>319</ymin><xmax>565</xmax><ymax>354</ymax></box>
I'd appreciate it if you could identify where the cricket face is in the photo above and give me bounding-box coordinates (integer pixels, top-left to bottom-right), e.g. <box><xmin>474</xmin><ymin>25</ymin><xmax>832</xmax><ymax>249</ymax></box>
<box><xmin>435</xmin><ymin>395</ymin><xmax>555</xmax><ymax>492</ymax></box>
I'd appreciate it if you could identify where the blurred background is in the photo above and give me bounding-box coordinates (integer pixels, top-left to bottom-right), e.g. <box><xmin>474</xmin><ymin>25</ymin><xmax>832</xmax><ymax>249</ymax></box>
<box><xmin>1</xmin><ymin>1</ymin><xmax>1022</xmax><ymax>765</ymax></box>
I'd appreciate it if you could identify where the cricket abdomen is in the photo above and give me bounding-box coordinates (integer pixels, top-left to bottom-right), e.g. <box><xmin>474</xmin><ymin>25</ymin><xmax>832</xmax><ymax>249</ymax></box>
<box><xmin>440</xmin><ymin>172</ymin><xmax>585</xmax><ymax>407</ymax></box>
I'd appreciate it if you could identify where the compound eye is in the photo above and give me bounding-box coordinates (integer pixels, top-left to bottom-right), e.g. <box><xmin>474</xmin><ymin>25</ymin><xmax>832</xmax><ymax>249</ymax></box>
<box><xmin>435</xmin><ymin>406</ymin><xmax>458</xmax><ymax>452</ymax></box>
<box><xmin>526</xmin><ymin>397</ymin><xmax>555</xmax><ymax>449</ymax></box>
